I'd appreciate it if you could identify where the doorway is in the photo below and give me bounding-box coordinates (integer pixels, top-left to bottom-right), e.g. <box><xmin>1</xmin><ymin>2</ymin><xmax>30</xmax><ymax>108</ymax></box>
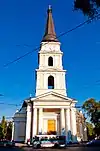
<box><xmin>48</xmin><ymin>119</ymin><xmax>56</xmax><ymax>132</ymax></box>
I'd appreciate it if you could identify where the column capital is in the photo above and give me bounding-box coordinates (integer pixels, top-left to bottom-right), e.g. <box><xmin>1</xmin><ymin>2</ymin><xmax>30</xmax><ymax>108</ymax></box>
<box><xmin>38</xmin><ymin>107</ymin><xmax>43</xmax><ymax>110</ymax></box>
<box><xmin>60</xmin><ymin>108</ymin><xmax>65</xmax><ymax>110</ymax></box>
<box><xmin>70</xmin><ymin>108</ymin><xmax>76</xmax><ymax>112</ymax></box>
<box><xmin>66</xmin><ymin>108</ymin><xmax>70</xmax><ymax>110</ymax></box>
<box><xmin>33</xmin><ymin>106</ymin><xmax>38</xmax><ymax>109</ymax></box>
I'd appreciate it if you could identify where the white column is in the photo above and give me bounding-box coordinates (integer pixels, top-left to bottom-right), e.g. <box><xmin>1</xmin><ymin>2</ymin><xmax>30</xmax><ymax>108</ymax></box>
<box><xmin>71</xmin><ymin>108</ymin><xmax>77</xmax><ymax>142</ymax></box>
<box><xmin>11</xmin><ymin>122</ymin><xmax>14</xmax><ymax>141</ymax></box>
<box><xmin>33</xmin><ymin>108</ymin><xmax>37</xmax><ymax>136</ymax></box>
<box><xmin>60</xmin><ymin>108</ymin><xmax>65</xmax><ymax>135</ymax></box>
<box><xmin>57</xmin><ymin>114</ymin><xmax>60</xmax><ymax>135</ymax></box>
<box><xmin>25</xmin><ymin>104</ymin><xmax>31</xmax><ymax>143</ymax></box>
<box><xmin>38</xmin><ymin>108</ymin><xmax>43</xmax><ymax>134</ymax></box>
<box><xmin>66</xmin><ymin>109</ymin><xmax>71</xmax><ymax>131</ymax></box>
<box><xmin>66</xmin><ymin>108</ymin><xmax>71</xmax><ymax>142</ymax></box>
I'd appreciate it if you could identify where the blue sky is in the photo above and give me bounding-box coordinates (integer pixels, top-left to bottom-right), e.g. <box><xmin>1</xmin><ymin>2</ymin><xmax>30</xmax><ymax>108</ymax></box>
<box><xmin>0</xmin><ymin>0</ymin><xmax>100</xmax><ymax>118</ymax></box>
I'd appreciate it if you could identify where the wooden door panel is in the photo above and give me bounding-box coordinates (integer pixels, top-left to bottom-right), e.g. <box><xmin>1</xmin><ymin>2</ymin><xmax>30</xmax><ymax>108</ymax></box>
<box><xmin>48</xmin><ymin>120</ymin><xmax>56</xmax><ymax>131</ymax></box>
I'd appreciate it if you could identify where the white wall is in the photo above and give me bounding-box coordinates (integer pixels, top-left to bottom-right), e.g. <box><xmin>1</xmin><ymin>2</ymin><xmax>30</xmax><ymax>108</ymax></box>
<box><xmin>13</xmin><ymin>107</ymin><xmax>26</xmax><ymax>142</ymax></box>
<box><xmin>36</xmin><ymin>42</ymin><xmax>67</xmax><ymax>96</ymax></box>
<box><xmin>13</xmin><ymin>121</ymin><xmax>26</xmax><ymax>142</ymax></box>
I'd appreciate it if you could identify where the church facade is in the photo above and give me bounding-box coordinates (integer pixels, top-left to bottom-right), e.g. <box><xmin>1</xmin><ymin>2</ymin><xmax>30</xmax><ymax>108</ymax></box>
<box><xmin>12</xmin><ymin>6</ymin><xmax>87</xmax><ymax>143</ymax></box>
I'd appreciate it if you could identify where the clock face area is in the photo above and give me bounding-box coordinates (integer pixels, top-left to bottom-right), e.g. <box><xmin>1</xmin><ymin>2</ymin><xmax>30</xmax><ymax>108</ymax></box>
<box><xmin>47</xmin><ymin>44</ymin><xmax>60</xmax><ymax>52</ymax></box>
<box><xmin>41</xmin><ymin>43</ymin><xmax>60</xmax><ymax>52</ymax></box>
<box><xmin>48</xmin><ymin>45</ymin><xmax>55</xmax><ymax>51</ymax></box>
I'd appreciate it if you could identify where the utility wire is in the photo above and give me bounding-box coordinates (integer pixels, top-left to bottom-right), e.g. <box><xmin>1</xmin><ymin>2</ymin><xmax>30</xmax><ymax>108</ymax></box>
<box><xmin>1</xmin><ymin>14</ymin><xmax>100</xmax><ymax>109</ymax></box>
<box><xmin>3</xmin><ymin>13</ymin><xmax>100</xmax><ymax>68</ymax></box>
<box><xmin>0</xmin><ymin>102</ymin><xmax>21</xmax><ymax>106</ymax></box>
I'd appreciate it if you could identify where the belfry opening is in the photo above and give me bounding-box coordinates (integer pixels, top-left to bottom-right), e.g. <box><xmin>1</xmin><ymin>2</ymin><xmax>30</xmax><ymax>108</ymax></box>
<box><xmin>48</xmin><ymin>75</ymin><xmax>54</xmax><ymax>89</ymax></box>
<box><xmin>48</xmin><ymin>56</ymin><xmax>53</xmax><ymax>66</ymax></box>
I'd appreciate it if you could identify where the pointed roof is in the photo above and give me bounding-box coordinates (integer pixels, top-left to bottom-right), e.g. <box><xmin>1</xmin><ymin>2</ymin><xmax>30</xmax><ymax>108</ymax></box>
<box><xmin>42</xmin><ymin>5</ymin><xmax>59</xmax><ymax>42</ymax></box>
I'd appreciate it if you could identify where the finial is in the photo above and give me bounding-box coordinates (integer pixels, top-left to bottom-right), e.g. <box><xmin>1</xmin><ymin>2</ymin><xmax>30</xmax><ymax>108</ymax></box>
<box><xmin>49</xmin><ymin>5</ymin><xmax>52</xmax><ymax>10</ymax></box>
<box><xmin>48</xmin><ymin>5</ymin><xmax>52</xmax><ymax>13</ymax></box>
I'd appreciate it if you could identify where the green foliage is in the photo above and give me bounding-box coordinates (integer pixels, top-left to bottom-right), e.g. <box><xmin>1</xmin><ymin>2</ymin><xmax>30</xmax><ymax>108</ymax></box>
<box><xmin>0</xmin><ymin>116</ymin><xmax>7</xmax><ymax>139</ymax></box>
<box><xmin>74</xmin><ymin>0</ymin><xmax>100</xmax><ymax>18</ymax></box>
<box><xmin>94</xmin><ymin>122</ymin><xmax>100</xmax><ymax>136</ymax></box>
<box><xmin>0</xmin><ymin>116</ymin><xmax>12</xmax><ymax>140</ymax></box>
<box><xmin>6</xmin><ymin>122</ymin><xmax>12</xmax><ymax>140</ymax></box>
<box><xmin>86</xmin><ymin>122</ymin><xmax>95</xmax><ymax>140</ymax></box>
<box><xmin>0</xmin><ymin>124</ymin><xmax>3</xmax><ymax>139</ymax></box>
<box><xmin>83</xmin><ymin>98</ymin><xmax>100</xmax><ymax>136</ymax></box>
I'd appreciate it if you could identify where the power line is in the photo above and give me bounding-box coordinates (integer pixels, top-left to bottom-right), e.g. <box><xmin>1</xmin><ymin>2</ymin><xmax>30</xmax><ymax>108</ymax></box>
<box><xmin>0</xmin><ymin>102</ymin><xmax>21</xmax><ymax>106</ymax></box>
<box><xmin>3</xmin><ymin>13</ymin><xmax>100</xmax><ymax>68</ymax></box>
<box><xmin>1</xmin><ymin>13</ymin><xmax>100</xmax><ymax>110</ymax></box>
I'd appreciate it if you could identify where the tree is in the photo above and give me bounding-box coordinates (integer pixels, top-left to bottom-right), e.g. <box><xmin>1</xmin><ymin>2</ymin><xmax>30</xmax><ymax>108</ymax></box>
<box><xmin>74</xmin><ymin>0</ymin><xmax>100</xmax><ymax>18</ymax></box>
<box><xmin>82</xmin><ymin>98</ymin><xmax>100</xmax><ymax>136</ymax></box>
<box><xmin>0</xmin><ymin>124</ymin><xmax>3</xmax><ymax>139</ymax></box>
<box><xmin>6</xmin><ymin>121</ymin><xmax>12</xmax><ymax>140</ymax></box>
<box><xmin>86</xmin><ymin>122</ymin><xmax>95</xmax><ymax>140</ymax></box>
<box><xmin>0</xmin><ymin>116</ymin><xmax>7</xmax><ymax>139</ymax></box>
<box><xmin>0</xmin><ymin>117</ymin><xmax>12</xmax><ymax>140</ymax></box>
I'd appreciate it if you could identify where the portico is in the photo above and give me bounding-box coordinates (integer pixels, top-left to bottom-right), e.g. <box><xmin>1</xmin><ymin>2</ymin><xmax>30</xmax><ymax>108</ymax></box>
<box><xmin>24</xmin><ymin>91</ymin><xmax>77</xmax><ymax>143</ymax></box>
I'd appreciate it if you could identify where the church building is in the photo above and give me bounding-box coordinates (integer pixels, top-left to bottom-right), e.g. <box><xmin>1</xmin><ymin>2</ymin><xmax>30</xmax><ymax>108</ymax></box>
<box><xmin>12</xmin><ymin>6</ymin><xmax>87</xmax><ymax>143</ymax></box>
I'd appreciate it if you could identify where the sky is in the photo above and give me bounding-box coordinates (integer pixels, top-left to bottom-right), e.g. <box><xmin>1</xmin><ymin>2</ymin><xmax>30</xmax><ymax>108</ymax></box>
<box><xmin>0</xmin><ymin>0</ymin><xmax>100</xmax><ymax>119</ymax></box>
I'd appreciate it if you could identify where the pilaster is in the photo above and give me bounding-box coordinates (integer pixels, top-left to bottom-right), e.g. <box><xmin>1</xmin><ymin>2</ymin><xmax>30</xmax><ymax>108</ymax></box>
<box><xmin>71</xmin><ymin>108</ymin><xmax>77</xmax><ymax>142</ymax></box>
<box><xmin>38</xmin><ymin>108</ymin><xmax>43</xmax><ymax>134</ymax></box>
<box><xmin>33</xmin><ymin>108</ymin><xmax>38</xmax><ymax>136</ymax></box>
<box><xmin>60</xmin><ymin>108</ymin><xmax>65</xmax><ymax>135</ymax></box>
<box><xmin>66</xmin><ymin>108</ymin><xmax>71</xmax><ymax>142</ymax></box>
<box><xmin>11</xmin><ymin>122</ymin><xmax>14</xmax><ymax>141</ymax></box>
<box><xmin>25</xmin><ymin>104</ymin><xmax>31</xmax><ymax>143</ymax></box>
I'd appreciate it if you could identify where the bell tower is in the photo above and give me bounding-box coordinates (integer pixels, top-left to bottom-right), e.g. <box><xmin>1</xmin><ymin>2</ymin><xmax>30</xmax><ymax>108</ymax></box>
<box><xmin>36</xmin><ymin>6</ymin><xmax>67</xmax><ymax>96</ymax></box>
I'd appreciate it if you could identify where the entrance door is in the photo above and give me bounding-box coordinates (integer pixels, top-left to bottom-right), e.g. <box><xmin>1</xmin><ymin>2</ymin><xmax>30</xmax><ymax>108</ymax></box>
<box><xmin>48</xmin><ymin>119</ymin><xmax>56</xmax><ymax>132</ymax></box>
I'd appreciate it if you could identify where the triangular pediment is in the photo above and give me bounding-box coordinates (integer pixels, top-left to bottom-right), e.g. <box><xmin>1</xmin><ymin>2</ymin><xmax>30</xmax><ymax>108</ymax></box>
<box><xmin>33</xmin><ymin>91</ymin><xmax>75</xmax><ymax>102</ymax></box>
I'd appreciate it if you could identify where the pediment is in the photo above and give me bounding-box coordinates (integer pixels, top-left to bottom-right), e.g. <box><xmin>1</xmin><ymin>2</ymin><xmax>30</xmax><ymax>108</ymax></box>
<box><xmin>34</xmin><ymin>91</ymin><xmax>73</xmax><ymax>102</ymax></box>
<box><xmin>38</xmin><ymin>94</ymin><xmax>63</xmax><ymax>101</ymax></box>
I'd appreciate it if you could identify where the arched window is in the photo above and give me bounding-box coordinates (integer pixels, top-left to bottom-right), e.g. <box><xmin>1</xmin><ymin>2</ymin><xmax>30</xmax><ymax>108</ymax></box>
<box><xmin>48</xmin><ymin>57</ymin><xmax>53</xmax><ymax>66</ymax></box>
<box><xmin>48</xmin><ymin>76</ymin><xmax>54</xmax><ymax>89</ymax></box>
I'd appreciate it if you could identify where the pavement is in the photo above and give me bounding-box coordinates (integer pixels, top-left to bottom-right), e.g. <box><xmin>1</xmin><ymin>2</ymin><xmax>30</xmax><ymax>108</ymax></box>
<box><xmin>21</xmin><ymin>146</ymin><xmax>100</xmax><ymax>151</ymax></box>
<box><xmin>0</xmin><ymin>146</ymin><xmax>23</xmax><ymax>151</ymax></box>
<box><xmin>0</xmin><ymin>145</ymin><xmax>100</xmax><ymax>151</ymax></box>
